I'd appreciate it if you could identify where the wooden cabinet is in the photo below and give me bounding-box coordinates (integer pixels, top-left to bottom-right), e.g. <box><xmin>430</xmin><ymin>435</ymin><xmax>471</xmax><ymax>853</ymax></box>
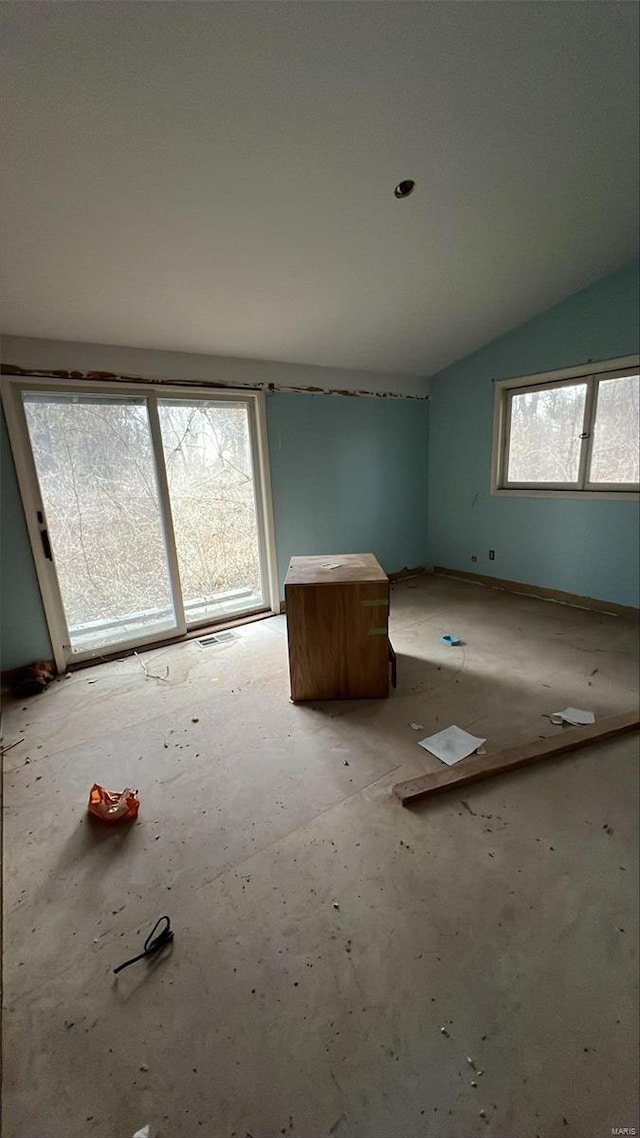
<box><xmin>285</xmin><ymin>553</ymin><xmax>390</xmax><ymax>701</ymax></box>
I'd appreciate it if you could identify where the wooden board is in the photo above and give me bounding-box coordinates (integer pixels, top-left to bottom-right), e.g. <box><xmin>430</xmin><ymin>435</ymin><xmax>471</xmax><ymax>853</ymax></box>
<box><xmin>285</xmin><ymin>555</ymin><xmax>389</xmax><ymax>700</ymax></box>
<box><xmin>285</xmin><ymin>553</ymin><xmax>388</xmax><ymax>587</ymax></box>
<box><xmin>393</xmin><ymin>710</ymin><xmax>640</xmax><ymax>806</ymax></box>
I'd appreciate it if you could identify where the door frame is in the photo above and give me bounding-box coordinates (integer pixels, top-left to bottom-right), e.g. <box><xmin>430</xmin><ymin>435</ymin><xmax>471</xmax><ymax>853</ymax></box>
<box><xmin>1</xmin><ymin>376</ymin><xmax>280</xmax><ymax>670</ymax></box>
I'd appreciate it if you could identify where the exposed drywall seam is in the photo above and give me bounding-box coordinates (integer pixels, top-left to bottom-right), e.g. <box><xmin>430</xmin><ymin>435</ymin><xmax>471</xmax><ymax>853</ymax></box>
<box><xmin>0</xmin><ymin>364</ymin><xmax>429</xmax><ymax>400</ymax></box>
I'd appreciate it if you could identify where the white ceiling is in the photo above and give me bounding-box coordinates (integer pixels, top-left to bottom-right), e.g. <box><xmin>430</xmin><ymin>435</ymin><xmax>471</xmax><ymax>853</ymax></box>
<box><xmin>1</xmin><ymin>2</ymin><xmax>638</xmax><ymax>378</ymax></box>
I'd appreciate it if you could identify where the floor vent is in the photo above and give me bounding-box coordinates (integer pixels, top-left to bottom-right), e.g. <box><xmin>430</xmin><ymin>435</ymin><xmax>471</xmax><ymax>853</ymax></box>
<box><xmin>197</xmin><ymin>630</ymin><xmax>239</xmax><ymax>647</ymax></box>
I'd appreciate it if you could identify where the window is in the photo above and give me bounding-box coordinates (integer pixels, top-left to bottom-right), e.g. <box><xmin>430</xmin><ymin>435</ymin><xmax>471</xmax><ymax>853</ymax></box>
<box><xmin>493</xmin><ymin>360</ymin><xmax>640</xmax><ymax>497</ymax></box>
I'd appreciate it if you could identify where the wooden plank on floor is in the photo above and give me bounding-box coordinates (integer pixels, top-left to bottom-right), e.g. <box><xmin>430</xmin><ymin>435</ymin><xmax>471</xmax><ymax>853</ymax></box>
<box><xmin>393</xmin><ymin>710</ymin><xmax>640</xmax><ymax>806</ymax></box>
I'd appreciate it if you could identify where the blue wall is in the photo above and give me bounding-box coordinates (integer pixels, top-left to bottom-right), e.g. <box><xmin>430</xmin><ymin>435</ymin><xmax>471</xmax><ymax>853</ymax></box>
<box><xmin>266</xmin><ymin>392</ymin><xmax>429</xmax><ymax>593</ymax></box>
<box><xmin>428</xmin><ymin>261</ymin><xmax>640</xmax><ymax>607</ymax></box>
<box><xmin>1</xmin><ymin>407</ymin><xmax>53</xmax><ymax>669</ymax></box>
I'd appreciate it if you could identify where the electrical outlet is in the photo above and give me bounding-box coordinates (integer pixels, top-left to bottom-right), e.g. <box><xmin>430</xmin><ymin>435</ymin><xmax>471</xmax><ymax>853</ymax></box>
<box><xmin>489</xmin><ymin>549</ymin><xmax>495</xmax><ymax>561</ymax></box>
<box><xmin>471</xmin><ymin>555</ymin><xmax>478</xmax><ymax>563</ymax></box>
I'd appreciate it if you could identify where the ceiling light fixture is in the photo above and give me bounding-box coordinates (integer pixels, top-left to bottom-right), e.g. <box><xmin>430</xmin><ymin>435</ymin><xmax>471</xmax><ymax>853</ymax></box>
<box><xmin>394</xmin><ymin>179</ymin><xmax>415</xmax><ymax>199</ymax></box>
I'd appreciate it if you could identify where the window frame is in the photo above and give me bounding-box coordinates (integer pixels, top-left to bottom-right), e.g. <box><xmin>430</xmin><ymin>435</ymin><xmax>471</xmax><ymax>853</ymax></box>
<box><xmin>491</xmin><ymin>356</ymin><xmax>640</xmax><ymax>500</ymax></box>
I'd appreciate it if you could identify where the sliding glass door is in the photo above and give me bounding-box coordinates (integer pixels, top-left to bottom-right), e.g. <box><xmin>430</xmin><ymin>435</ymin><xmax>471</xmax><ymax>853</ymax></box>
<box><xmin>2</xmin><ymin>380</ymin><xmax>276</xmax><ymax>668</ymax></box>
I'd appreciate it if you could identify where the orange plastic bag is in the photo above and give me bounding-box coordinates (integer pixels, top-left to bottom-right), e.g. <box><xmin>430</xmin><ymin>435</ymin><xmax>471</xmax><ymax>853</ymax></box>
<box><xmin>88</xmin><ymin>783</ymin><xmax>140</xmax><ymax>823</ymax></box>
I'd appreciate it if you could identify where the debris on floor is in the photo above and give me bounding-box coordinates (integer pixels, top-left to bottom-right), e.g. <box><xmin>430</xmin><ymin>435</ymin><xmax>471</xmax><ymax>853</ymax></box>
<box><xmin>395</xmin><ymin>710</ymin><xmax>639</xmax><ymax>805</ymax></box>
<box><xmin>440</xmin><ymin>634</ymin><xmax>461</xmax><ymax>647</ymax></box>
<box><xmin>418</xmin><ymin>725</ymin><xmax>487</xmax><ymax>766</ymax></box>
<box><xmin>408</xmin><ymin>722</ymin><xmax>424</xmax><ymax>731</ymax></box>
<box><xmin>0</xmin><ymin>738</ymin><xmax>24</xmax><ymax>757</ymax></box>
<box><xmin>87</xmin><ymin>784</ymin><xmax>140</xmax><ymax>823</ymax></box>
<box><xmin>11</xmin><ymin>660</ymin><xmax>56</xmax><ymax>698</ymax></box>
<box><xmin>134</xmin><ymin>650</ymin><xmax>169</xmax><ymax>682</ymax></box>
<box><xmin>551</xmin><ymin>707</ymin><xmax>595</xmax><ymax>726</ymax></box>
<box><xmin>113</xmin><ymin>915</ymin><xmax>174</xmax><ymax>975</ymax></box>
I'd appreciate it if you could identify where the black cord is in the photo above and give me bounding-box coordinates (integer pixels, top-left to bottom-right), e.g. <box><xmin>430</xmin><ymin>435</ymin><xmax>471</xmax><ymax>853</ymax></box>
<box><xmin>113</xmin><ymin>915</ymin><xmax>174</xmax><ymax>975</ymax></box>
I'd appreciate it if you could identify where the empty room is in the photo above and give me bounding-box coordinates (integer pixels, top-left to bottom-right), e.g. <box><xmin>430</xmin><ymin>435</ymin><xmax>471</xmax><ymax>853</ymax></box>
<box><xmin>1</xmin><ymin>3</ymin><xmax>638</xmax><ymax>1138</ymax></box>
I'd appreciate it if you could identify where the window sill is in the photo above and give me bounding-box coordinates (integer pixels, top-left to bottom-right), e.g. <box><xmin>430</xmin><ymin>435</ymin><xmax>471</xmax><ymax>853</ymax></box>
<box><xmin>492</xmin><ymin>487</ymin><xmax>639</xmax><ymax>501</ymax></box>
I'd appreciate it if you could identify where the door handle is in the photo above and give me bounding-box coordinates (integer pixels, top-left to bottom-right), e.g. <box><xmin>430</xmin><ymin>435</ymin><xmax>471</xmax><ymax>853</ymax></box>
<box><xmin>40</xmin><ymin>528</ymin><xmax>53</xmax><ymax>561</ymax></box>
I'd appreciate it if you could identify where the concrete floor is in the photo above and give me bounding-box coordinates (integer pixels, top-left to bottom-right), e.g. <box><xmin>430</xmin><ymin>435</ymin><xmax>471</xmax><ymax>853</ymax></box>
<box><xmin>2</xmin><ymin>575</ymin><xmax>639</xmax><ymax>1138</ymax></box>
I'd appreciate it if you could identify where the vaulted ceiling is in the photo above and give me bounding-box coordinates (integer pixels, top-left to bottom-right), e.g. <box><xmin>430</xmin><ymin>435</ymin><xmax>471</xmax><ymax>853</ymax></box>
<box><xmin>1</xmin><ymin>2</ymin><xmax>638</xmax><ymax>376</ymax></box>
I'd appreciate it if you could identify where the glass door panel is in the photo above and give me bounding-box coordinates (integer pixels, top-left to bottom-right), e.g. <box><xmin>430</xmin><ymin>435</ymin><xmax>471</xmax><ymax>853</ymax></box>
<box><xmin>23</xmin><ymin>392</ymin><xmax>180</xmax><ymax>655</ymax></box>
<box><xmin>157</xmin><ymin>399</ymin><xmax>265</xmax><ymax>624</ymax></box>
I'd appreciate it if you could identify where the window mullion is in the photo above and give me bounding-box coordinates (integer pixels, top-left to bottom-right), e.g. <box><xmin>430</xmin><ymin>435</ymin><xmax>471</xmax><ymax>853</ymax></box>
<box><xmin>579</xmin><ymin>377</ymin><xmax>599</xmax><ymax>489</ymax></box>
<box><xmin>576</xmin><ymin>377</ymin><xmax>597</xmax><ymax>490</ymax></box>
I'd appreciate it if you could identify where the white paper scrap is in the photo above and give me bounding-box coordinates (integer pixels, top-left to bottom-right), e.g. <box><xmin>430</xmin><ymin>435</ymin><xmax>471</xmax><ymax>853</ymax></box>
<box><xmin>409</xmin><ymin>722</ymin><xmax>424</xmax><ymax>731</ymax></box>
<box><xmin>552</xmin><ymin>707</ymin><xmax>595</xmax><ymax>726</ymax></box>
<box><xmin>321</xmin><ymin>562</ymin><xmax>343</xmax><ymax>570</ymax></box>
<box><xmin>418</xmin><ymin>725</ymin><xmax>487</xmax><ymax>766</ymax></box>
